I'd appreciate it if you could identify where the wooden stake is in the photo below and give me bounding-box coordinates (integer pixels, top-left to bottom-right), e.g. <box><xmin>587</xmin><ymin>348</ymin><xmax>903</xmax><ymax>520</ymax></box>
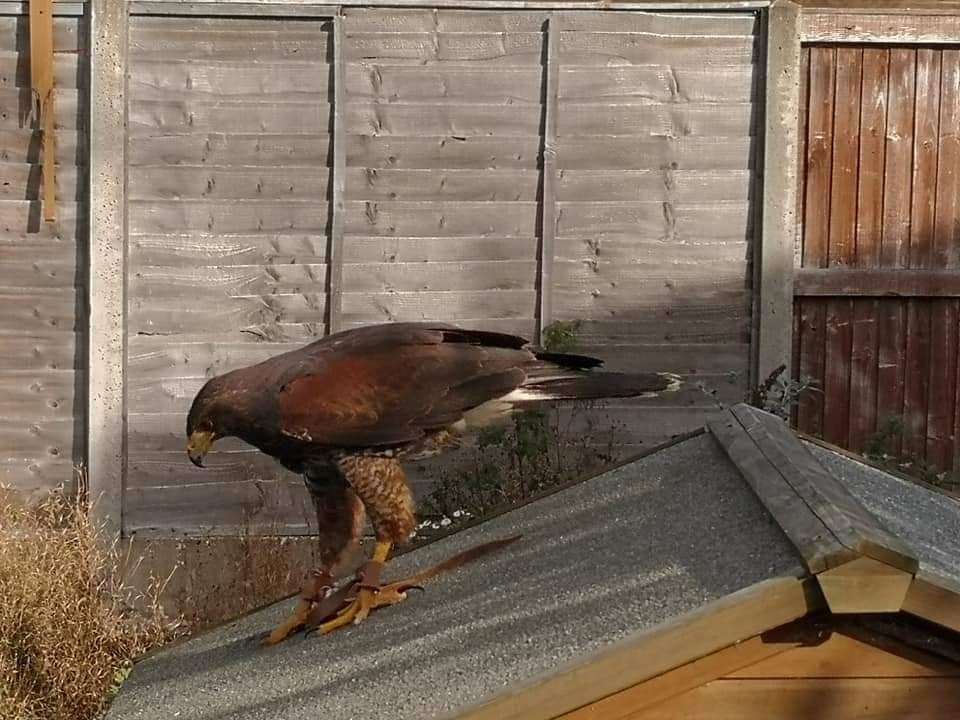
<box><xmin>29</xmin><ymin>0</ymin><xmax>56</xmax><ymax>222</ymax></box>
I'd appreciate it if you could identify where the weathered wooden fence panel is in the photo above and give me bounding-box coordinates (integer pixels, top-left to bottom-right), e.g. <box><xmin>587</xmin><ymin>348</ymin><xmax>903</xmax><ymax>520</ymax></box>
<box><xmin>0</xmin><ymin>11</ymin><xmax>87</xmax><ymax>500</ymax></box>
<box><xmin>119</xmin><ymin>7</ymin><xmax>761</xmax><ymax>536</ymax></box>
<box><xmin>552</xmin><ymin>10</ymin><xmax>760</xmax><ymax>452</ymax></box>
<box><xmin>124</xmin><ymin>16</ymin><xmax>334</xmax><ymax>534</ymax></box>
<box><xmin>795</xmin><ymin>45</ymin><xmax>960</xmax><ymax>474</ymax></box>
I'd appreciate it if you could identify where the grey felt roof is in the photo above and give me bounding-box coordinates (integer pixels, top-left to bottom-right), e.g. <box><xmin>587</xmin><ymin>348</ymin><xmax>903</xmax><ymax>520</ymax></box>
<box><xmin>106</xmin><ymin>433</ymin><xmax>804</xmax><ymax>720</ymax></box>
<box><xmin>807</xmin><ymin>442</ymin><xmax>960</xmax><ymax>591</ymax></box>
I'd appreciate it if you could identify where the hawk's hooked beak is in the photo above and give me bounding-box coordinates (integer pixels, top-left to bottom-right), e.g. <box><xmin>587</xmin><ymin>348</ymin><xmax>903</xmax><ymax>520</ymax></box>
<box><xmin>187</xmin><ymin>431</ymin><xmax>216</xmax><ymax>468</ymax></box>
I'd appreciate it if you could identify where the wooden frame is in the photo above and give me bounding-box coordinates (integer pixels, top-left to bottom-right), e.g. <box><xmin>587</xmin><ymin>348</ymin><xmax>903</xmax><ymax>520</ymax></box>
<box><xmin>455</xmin><ymin>576</ymin><xmax>821</xmax><ymax>720</ymax></box>
<box><xmin>755</xmin><ymin>0</ymin><xmax>800</xmax><ymax>385</ymax></box>
<box><xmin>801</xmin><ymin>12</ymin><xmax>960</xmax><ymax>44</ymax></box>
<box><xmin>88</xmin><ymin>0</ymin><xmax>129</xmax><ymax>541</ymax></box>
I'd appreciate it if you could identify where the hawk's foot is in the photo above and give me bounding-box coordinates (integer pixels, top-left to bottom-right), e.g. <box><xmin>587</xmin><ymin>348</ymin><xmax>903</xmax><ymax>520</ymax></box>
<box><xmin>262</xmin><ymin>568</ymin><xmax>334</xmax><ymax>646</ymax></box>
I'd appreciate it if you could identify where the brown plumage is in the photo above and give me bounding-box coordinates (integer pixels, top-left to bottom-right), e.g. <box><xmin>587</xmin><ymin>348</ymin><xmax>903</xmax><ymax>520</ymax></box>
<box><xmin>185</xmin><ymin>321</ymin><xmax>681</xmax><ymax>638</ymax></box>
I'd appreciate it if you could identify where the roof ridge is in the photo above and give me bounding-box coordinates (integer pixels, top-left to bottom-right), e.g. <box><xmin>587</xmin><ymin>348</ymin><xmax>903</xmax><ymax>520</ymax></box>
<box><xmin>708</xmin><ymin>403</ymin><xmax>919</xmax><ymax>576</ymax></box>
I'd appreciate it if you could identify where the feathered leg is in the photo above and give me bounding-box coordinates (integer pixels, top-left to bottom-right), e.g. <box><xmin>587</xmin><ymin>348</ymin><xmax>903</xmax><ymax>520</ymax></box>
<box><xmin>314</xmin><ymin>454</ymin><xmax>419</xmax><ymax>634</ymax></box>
<box><xmin>263</xmin><ymin>464</ymin><xmax>363</xmax><ymax>645</ymax></box>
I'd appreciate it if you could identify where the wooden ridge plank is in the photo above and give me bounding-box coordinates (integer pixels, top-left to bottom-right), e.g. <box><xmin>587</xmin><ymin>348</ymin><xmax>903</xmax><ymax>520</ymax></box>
<box><xmin>708</xmin><ymin>409</ymin><xmax>850</xmax><ymax>573</ymax></box>
<box><xmin>730</xmin><ymin>403</ymin><xmax>919</xmax><ymax>574</ymax></box>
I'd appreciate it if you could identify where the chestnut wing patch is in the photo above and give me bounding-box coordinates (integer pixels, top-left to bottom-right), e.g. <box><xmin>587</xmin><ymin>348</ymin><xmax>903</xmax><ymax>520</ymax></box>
<box><xmin>277</xmin><ymin>344</ymin><xmax>529</xmax><ymax>447</ymax></box>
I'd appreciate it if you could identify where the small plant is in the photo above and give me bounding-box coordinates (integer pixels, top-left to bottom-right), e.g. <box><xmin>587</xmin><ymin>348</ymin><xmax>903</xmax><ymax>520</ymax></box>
<box><xmin>541</xmin><ymin>320</ymin><xmax>582</xmax><ymax>354</ymax></box>
<box><xmin>749</xmin><ymin>365</ymin><xmax>820</xmax><ymax>421</ymax></box>
<box><xmin>0</xmin><ymin>475</ymin><xmax>180</xmax><ymax>720</ymax></box>
<box><xmin>863</xmin><ymin>416</ymin><xmax>956</xmax><ymax>491</ymax></box>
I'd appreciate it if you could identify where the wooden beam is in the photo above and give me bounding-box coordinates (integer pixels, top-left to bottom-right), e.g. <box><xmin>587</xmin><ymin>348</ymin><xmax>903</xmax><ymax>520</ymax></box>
<box><xmin>755</xmin><ymin>0</ymin><xmax>800</xmax><ymax>384</ymax></box>
<box><xmin>327</xmin><ymin>11</ymin><xmax>346</xmax><ymax>335</ymax></box>
<box><xmin>88</xmin><ymin>0</ymin><xmax>128</xmax><ymax>540</ymax></box>
<box><xmin>536</xmin><ymin>12</ymin><xmax>559</xmax><ymax>344</ymax></box>
<box><xmin>0</xmin><ymin>2</ymin><xmax>84</xmax><ymax>15</ymax></box>
<box><xmin>801</xmin><ymin>12</ymin><xmax>960</xmax><ymax>44</ymax></box>
<box><xmin>729</xmin><ymin>404</ymin><xmax>919</xmax><ymax>574</ymax></box>
<box><xmin>29</xmin><ymin>0</ymin><xmax>55</xmax><ymax>222</ymax></box>
<box><xmin>796</xmin><ymin>268</ymin><xmax>960</xmax><ymax>298</ymax></box>
<box><xmin>708</xmin><ymin>410</ymin><xmax>855</xmax><ymax>574</ymax></box>
<box><xmin>903</xmin><ymin>574</ymin><xmax>960</xmax><ymax>634</ymax></box>
<box><xmin>817</xmin><ymin>556</ymin><xmax>914</xmax><ymax>613</ymax></box>
<box><xmin>456</xmin><ymin>576</ymin><xmax>821</xmax><ymax>720</ymax></box>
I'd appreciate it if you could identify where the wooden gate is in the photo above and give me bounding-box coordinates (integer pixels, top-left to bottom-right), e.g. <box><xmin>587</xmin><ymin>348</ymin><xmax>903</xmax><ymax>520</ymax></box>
<box><xmin>794</xmin><ymin>44</ymin><xmax>960</xmax><ymax>474</ymax></box>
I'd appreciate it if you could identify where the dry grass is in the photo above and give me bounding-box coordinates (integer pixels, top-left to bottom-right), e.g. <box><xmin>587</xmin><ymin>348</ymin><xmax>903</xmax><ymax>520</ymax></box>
<box><xmin>0</xmin><ymin>478</ymin><xmax>180</xmax><ymax>720</ymax></box>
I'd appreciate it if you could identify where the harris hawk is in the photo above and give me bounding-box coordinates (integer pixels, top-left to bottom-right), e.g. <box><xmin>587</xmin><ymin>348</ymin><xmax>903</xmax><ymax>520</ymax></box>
<box><xmin>185</xmin><ymin>322</ymin><xmax>681</xmax><ymax>643</ymax></box>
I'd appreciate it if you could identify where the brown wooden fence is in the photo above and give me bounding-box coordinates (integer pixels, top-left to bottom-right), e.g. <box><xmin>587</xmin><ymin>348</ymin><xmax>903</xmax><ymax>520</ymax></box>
<box><xmin>794</xmin><ymin>44</ymin><xmax>960</xmax><ymax>474</ymax></box>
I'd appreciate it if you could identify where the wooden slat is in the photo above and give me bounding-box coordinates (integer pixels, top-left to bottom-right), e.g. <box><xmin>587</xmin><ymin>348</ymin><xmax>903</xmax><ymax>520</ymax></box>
<box><xmin>340</xmin><ymin>289</ymin><xmax>536</xmax><ymax>324</ymax></box>
<box><xmin>29</xmin><ymin>0</ymin><xmax>56</xmax><ymax>222</ymax></box>
<box><xmin>0</xmin><ymin>162</ymin><xmax>81</xmax><ymax>201</ymax></box>
<box><xmin>794</xmin><ymin>44</ymin><xmax>823</xmax><ymax>431</ymax></box>
<box><xmin>328</xmin><ymin>11</ymin><xmax>345</xmax><ymax>334</ymax></box>
<box><xmin>128</xmin><ymin>60</ymin><xmax>331</xmax><ymax>103</ymax></box>
<box><xmin>881</xmin><ymin>48</ymin><xmax>915</xmax><ymax>270</ymax></box>
<box><xmin>820</xmin><ymin>48</ymin><xmax>860</xmax><ymax>448</ymax></box>
<box><xmin>0</xmin><ymin>371</ymin><xmax>77</xmax><ymax>420</ymax></box>
<box><xmin>0</xmin><ymin>87</ymin><xmax>80</xmax><ymax>130</ymax></box>
<box><xmin>934</xmin><ymin>49</ymin><xmax>960</xmax><ymax>270</ymax></box>
<box><xmin>556</xmin><ymin>202</ymin><xmax>751</xmax><ymax>239</ymax></box>
<box><xmin>636</xmin><ymin>678</ymin><xmax>960</xmax><ymax>720</ymax></box>
<box><xmin>802</xmin><ymin>46</ymin><xmax>834</xmax><ymax>269</ymax></box>
<box><xmin>801</xmin><ymin>12</ymin><xmax>960</xmax><ymax>44</ymax></box>
<box><xmin>558</xmin><ymin>136</ymin><xmax>755</xmax><ymax>171</ymax></box>
<box><xmin>875</xmin><ymin>300</ymin><xmax>907</xmax><ymax>455</ymax></box>
<box><xmin>457</xmin><ymin>577</ymin><xmax>819</xmax><ymax>720</ymax></box>
<box><xmin>0</xmin><ymin>333</ymin><xmax>77</xmax><ymax>371</ymax></box>
<box><xmin>558</xmin><ymin>32</ymin><xmax>757</xmax><ymax>68</ymax></box>
<box><xmin>344</xmin><ymin>31</ymin><xmax>545</xmax><ymax>65</ymax></box>
<box><xmin>926</xmin><ymin>300</ymin><xmax>958</xmax><ymax>469</ymax></box>
<box><xmin>559</xmin><ymin>65</ymin><xmax>756</xmax><ymax>103</ymax></box>
<box><xmin>728</xmin><ymin>626</ymin><xmax>960</xmax><ymax>679</ymax></box>
<box><xmin>537</xmin><ymin>13</ymin><xmax>558</xmax><ymax>342</ymax></box>
<box><xmin>848</xmin><ymin>299</ymin><xmax>879</xmax><ymax>453</ymax></box>
<box><xmin>0</xmin><ymin>16</ymin><xmax>83</xmax><ymax>53</ymax></box>
<box><xmin>855</xmin><ymin>47</ymin><xmax>888</xmax><ymax>270</ymax></box>
<box><xmin>901</xmin><ymin>50</ymin><xmax>941</xmax><ymax>462</ymax></box>
<box><xmin>0</xmin><ymin>50</ymin><xmax>81</xmax><ymax>89</ymax></box>
<box><xmin>559</xmin><ymin>634</ymin><xmax>798</xmax><ymax>720</ymax></box>
<box><xmin>903</xmin><ymin>575</ymin><xmax>960</xmax><ymax>634</ymax></box>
